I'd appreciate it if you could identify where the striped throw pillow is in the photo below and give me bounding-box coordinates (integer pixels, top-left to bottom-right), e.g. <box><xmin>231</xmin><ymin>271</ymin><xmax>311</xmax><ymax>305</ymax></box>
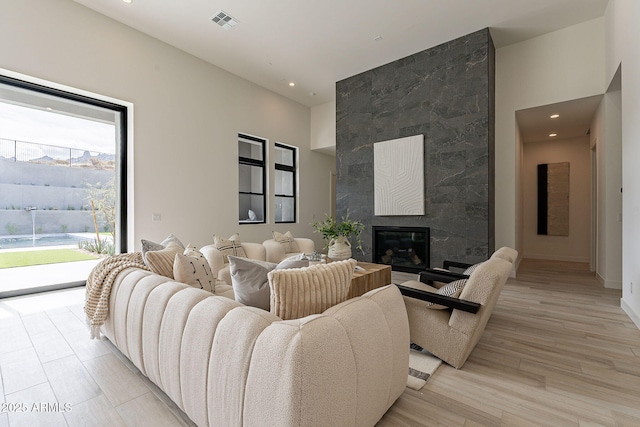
<box><xmin>426</xmin><ymin>279</ymin><xmax>467</xmax><ymax>310</ymax></box>
<box><xmin>213</xmin><ymin>234</ymin><xmax>247</xmax><ymax>263</ymax></box>
<box><xmin>272</xmin><ymin>231</ymin><xmax>300</xmax><ymax>253</ymax></box>
<box><xmin>463</xmin><ymin>263</ymin><xmax>482</xmax><ymax>275</ymax></box>
<box><xmin>145</xmin><ymin>242</ymin><xmax>183</xmax><ymax>279</ymax></box>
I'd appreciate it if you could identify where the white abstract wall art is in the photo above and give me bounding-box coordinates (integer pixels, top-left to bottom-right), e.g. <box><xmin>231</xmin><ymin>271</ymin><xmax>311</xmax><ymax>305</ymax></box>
<box><xmin>374</xmin><ymin>135</ymin><xmax>425</xmax><ymax>216</ymax></box>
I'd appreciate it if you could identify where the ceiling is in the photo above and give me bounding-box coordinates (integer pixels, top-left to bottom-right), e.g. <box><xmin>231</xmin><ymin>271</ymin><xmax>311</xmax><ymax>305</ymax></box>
<box><xmin>516</xmin><ymin>95</ymin><xmax>603</xmax><ymax>144</ymax></box>
<box><xmin>71</xmin><ymin>0</ymin><xmax>609</xmax><ymax>108</ymax></box>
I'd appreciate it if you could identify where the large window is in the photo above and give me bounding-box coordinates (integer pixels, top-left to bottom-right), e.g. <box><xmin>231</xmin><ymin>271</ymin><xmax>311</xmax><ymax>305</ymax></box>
<box><xmin>0</xmin><ymin>74</ymin><xmax>127</xmax><ymax>296</ymax></box>
<box><xmin>274</xmin><ymin>143</ymin><xmax>296</xmax><ymax>223</ymax></box>
<box><xmin>238</xmin><ymin>133</ymin><xmax>266</xmax><ymax>223</ymax></box>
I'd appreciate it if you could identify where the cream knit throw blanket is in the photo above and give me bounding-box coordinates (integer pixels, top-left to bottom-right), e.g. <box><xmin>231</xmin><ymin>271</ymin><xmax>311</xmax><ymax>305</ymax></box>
<box><xmin>84</xmin><ymin>252</ymin><xmax>149</xmax><ymax>339</ymax></box>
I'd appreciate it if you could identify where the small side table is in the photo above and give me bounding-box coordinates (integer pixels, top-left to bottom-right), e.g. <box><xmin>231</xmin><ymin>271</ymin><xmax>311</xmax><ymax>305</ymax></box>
<box><xmin>347</xmin><ymin>262</ymin><xmax>392</xmax><ymax>299</ymax></box>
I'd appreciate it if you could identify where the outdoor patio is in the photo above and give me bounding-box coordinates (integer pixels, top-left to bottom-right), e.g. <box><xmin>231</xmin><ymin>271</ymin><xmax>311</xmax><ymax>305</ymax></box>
<box><xmin>0</xmin><ymin>256</ymin><xmax>98</xmax><ymax>297</ymax></box>
<box><xmin>0</xmin><ymin>235</ymin><xmax>103</xmax><ymax>297</ymax></box>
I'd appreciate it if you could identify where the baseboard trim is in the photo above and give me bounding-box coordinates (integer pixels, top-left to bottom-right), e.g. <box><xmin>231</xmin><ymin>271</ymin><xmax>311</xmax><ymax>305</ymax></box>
<box><xmin>621</xmin><ymin>299</ymin><xmax>640</xmax><ymax>331</ymax></box>
<box><xmin>604</xmin><ymin>279</ymin><xmax>623</xmax><ymax>289</ymax></box>
<box><xmin>595</xmin><ymin>272</ymin><xmax>622</xmax><ymax>289</ymax></box>
<box><xmin>512</xmin><ymin>256</ymin><xmax>522</xmax><ymax>278</ymax></box>
<box><xmin>0</xmin><ymin>281</ymin><xmax>85</xmax><ymax>299</ymax></box>
<box><xmin>522</xmin><ymin>253</ymin><xmax>590</xmax><ymax>263</ymax></box>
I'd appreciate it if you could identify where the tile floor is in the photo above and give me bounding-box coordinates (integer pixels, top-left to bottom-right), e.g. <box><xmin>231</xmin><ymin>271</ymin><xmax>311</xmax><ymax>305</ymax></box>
<box><xmin>0</xmin><ymin>271</ymin><xmax>418</xmax><ymax>427</ymax></box>
<box><xmin>0</xmin><ymin>287</ymin><xmax>195</xmax><ymax>427</ymax></box>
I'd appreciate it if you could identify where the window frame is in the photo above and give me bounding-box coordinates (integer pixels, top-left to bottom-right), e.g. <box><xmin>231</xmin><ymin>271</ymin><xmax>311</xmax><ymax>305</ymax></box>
<box><xmin>238</xmin><ymin>133</ymin><xmax>267</xmax><ymax>224</ymax></box>
<box><xmin>274</xmin><ymin>142</ymin><xmax>297</xmax><ymax>224</ymax></box>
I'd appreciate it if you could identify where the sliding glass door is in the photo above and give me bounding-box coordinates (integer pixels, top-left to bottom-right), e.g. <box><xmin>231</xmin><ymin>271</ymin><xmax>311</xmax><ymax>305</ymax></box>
<box><xmin>0</xmin><ymin>75</ymin><xmax>127</xmax><ymax>297</ymax></box>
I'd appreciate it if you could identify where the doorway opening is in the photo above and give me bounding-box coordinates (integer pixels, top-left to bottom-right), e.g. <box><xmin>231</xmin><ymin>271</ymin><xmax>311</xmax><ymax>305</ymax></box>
<box><xmin>516</xmin><ymin>95</ymin><xmax>602</xmax><ymax>267</ymax></box>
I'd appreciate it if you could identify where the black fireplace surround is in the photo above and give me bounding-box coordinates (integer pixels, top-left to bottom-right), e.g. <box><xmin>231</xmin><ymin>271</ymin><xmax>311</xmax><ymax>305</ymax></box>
<box><xmin>372</xmin><ymin>226</ymin><xmax>430</xmax><ymax>274</ymax></box>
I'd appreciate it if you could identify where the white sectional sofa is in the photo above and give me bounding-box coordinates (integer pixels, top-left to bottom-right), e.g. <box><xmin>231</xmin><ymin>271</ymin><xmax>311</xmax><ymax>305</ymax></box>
<box><xmin>262</xmin><ymin>237</ymin><xmax>316</xmax><ymax>263</ymax></box>
<box><xmin>200</xmin><ymin>241</ymin><xmax>266</xmax><ymax>286</ymax></box>
<box><xmin>102</xmin><ymin>267</ymin><xmax>409</xmax><ymax>426</ymax></box>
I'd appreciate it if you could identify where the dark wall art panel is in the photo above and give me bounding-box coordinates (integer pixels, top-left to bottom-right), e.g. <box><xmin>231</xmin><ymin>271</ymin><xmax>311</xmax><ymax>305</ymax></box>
<box><xmin>537</xmin><ymin>162</ymin><xmax>570</xmax><ymax>236</ymax></box>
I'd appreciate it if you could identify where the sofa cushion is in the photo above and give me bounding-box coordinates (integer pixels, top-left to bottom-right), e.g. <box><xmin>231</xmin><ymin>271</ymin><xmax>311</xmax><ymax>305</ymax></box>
<box><xmin>214</xmin><ymin>233</ymin><xmax>247</xmax><ymax>263</ymax></box>
<box><xmin>272</xmin><ymin>230</ymin><xmax>299</xmax><ymax>253</ymax></box>
<box><xmin>426</xmin><ymin>279</ymin><xmax>467</xmax><ymax>309</ymax></box>
<box><xmin>174</xmin><ymin>247</ymin><xmax>215</xmax><ymax>293</ymax></box>
<box><xmin>145</xmin><ymin>242</ymin><xmax>183</xmax><ymax>279</ymax></box>
<box><xmin>268</xmin><ymin>258</ymin><xmax>356</xmax><ymax>320</ymax></box>
<box><xmin>228</xmin><ymin>256</ymin><xmax>309</xmax><ymax>310</ymax></box>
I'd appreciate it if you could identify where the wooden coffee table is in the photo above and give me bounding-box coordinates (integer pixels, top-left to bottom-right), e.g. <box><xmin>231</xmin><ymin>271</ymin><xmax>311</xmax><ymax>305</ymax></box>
<box><xmin>347</xmin><ymin>262</ymin><xmax>392</xmax><ymax>299</ymax></box>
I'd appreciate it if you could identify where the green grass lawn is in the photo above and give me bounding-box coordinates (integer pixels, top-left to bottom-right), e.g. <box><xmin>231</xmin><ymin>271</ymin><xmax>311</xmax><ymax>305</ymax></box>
<box><xmin>0</xmin><ymin>249</ymin><xmax>100</xmax><ymax>269</ymax></box>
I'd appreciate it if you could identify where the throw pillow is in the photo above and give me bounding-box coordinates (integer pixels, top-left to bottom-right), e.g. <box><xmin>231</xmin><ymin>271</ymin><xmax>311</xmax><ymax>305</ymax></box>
<box><xmin>463</xmin><ymin>263</ymin><xmax>482</xmax><ymax>275</ymax></box>
<box><xmin>228</xmin><ymin>256</ymin><xmax>309</xmax><ymax>310</ymax></box>
<box><xmin>174</xmin><ymin>246</ymin><xmax>215</xmax><ymax>293</ymax></box>
<box><xmin>228</xmin><ymin>256</ymin><xmax>278</xmax><ymax>311</ymax></box>
<box><xmin>141</xmin><ymin>234</ymin><xmax>184</xmax><ymax>265</ymax></box>
<box><xmin>426</xmin><ymin>279</ymin><xmax>467</xmax><ymax>310</ymax></box>
<box><xmin>268</xmin><ymin>258</ymin><xmax>356</xmax><ymax>320</ymax></box>
<box><xmin>213</xmin><ymin>233</ymin><xmax>247</xmax><ymax>263</ymax></box>
<box><xmin>272</xmin><ymin>230</ymin><xmax>299</xmax><ymax>253</ymax></box>
<box><xmin>277</xmin><ymin>256</ymin><xmax>309</xmax><ymax>269</ymax></box>
<box><xmin>145</xmin><ymin>242</ymin><xmax>183</xmax><ymax>279</ymax></box>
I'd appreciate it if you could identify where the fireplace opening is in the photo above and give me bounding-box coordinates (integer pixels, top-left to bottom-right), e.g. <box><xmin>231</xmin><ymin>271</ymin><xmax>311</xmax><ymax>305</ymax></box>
<box><xmin>372</xmin><ymin>226</ymin><xmax>430</xmax><ymax>273</ymax></box>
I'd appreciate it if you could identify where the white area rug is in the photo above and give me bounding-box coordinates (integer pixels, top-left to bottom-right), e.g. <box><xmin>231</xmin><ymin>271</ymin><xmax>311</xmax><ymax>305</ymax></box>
<box><xmin>407</xmin><ymin>348</ymin><xmax>442</xmax><ymax>390</ymax></box>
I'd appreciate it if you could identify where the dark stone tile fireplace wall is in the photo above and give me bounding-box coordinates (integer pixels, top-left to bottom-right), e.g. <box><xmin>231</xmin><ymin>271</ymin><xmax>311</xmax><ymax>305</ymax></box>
<box><xmin>335</xmin><ymin>28</ymin><xmax>495</xmax><ymax>268</ymax></box>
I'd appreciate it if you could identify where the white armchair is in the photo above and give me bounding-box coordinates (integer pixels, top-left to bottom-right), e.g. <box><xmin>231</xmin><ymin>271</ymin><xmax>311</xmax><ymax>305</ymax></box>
<box><xmin>262</xmin><ymin>237</ymin><xmax>315</xmax><ymax>263</ymax></box>
<box><xmin>398</xmin><ymin>252</ymin><xmax>515</xmax><ymax>368</ymax></box>
<box><xmin>200</xmin><ymin>242</ymin><xmax>266</xmax><ymax>285</ymax></box>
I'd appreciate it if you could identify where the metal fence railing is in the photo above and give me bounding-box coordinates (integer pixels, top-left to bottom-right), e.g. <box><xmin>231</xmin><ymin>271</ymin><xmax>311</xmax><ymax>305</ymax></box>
<box><xmin>0</xmin><ymin>138</ymin><xmax>115</xmax><ymax>169</ymax></box>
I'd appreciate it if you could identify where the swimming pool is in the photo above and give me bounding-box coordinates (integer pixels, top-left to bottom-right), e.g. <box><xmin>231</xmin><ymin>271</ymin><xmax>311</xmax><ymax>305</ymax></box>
<box><xmin>0</xmin><ymin>234</ymin><xmax>91</xmax><ymax>249</ymax></box>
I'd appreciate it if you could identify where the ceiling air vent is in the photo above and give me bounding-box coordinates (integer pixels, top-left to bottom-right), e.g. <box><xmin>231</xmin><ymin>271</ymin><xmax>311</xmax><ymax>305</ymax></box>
<box><xmin>211</xmin><ymin>10</ymin><xmax>239</xmax><ymax>30</ymax></box>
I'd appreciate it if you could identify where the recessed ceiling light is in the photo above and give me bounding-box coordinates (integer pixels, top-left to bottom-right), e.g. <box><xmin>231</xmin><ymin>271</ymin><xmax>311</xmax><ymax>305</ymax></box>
<box><xmin>550</xmin><ymin>114</ymin><xmax>560</xmax><ymax>119</ymax></box>
<box><xmin>549</xmin><ymin>133</ymin><xmax>558</xmax><ymax>137</ymax></box>
<box><xmin>289</xmin><ymin>82</ymin><xmax>295</xmax><ymax>87</ymax></box>
<box><xmin>122</xmin><ymin>0</ymin><xmax>133</xmax><ymax>3</ymax></box>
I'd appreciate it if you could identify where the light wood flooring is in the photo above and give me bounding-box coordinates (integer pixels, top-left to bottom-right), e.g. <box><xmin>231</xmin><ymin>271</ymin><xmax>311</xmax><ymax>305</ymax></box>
<box><xmin>0</xmin><ymin>259</ymin><xmax>638</xmax><ymax>426</ymax></box>
<box><xmin>380</xmin><ymin>259</ymin><xmax>640</xmax><ymax>426</ymax></box>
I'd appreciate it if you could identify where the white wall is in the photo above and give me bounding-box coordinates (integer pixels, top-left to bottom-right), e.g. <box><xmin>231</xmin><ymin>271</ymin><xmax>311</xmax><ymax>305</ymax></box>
<box><xmin>590</xmin><ymin>98</ymin><xmax>607</xmax><ymax>280</ymax></box>
<box><xmin>589</xmin><ymin>89</ymin><xmax>623</xmax><ymax>289</ymax></box>
<box><xmin>603</xmin><ymin>90</ymin><xmax>623</xmax><ymax>289</ymax></box>
<box><xmin>521</xmin><ymin>137</ymin><xmax>591</xmax><ymax>263</ymax></box>
<box><xmin>515</xmin><ymin>124</ymin><xmax>524</xmax><ymax>272</ymax></box>
<box><xmin>0</xmin><ymin>0</ymin><xmax>335</xmax><ymax>251</ymax></box>
<box><xmin>495</xmin><ymin>18</ymin><xmax>606</xmax><ymax>260</ymax></box>
<box><xmin>605</xmin><ymin>0</ymin><xmax>640</xmax><ymax>327</ymax></box>
<box><xmin>310</xmin><ymin>101</ymin><xmax>336</xmax><ymax>154</ymax></box>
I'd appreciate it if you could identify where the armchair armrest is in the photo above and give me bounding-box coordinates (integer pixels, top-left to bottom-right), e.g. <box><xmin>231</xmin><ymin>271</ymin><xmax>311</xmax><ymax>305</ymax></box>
<box><xmin>442</xmin><ymin>260</ymin><xmax>474</xmax><ymax>271</ymax></box>
<box><xmin>395</xmin><ymin>284</ymin><xmax>481</xmax><ymax>314</ymax></box>
<box><xmin>419</xmin><ymin>269</ymin><xmax>469</xmax><ymax>285</ymax></box>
